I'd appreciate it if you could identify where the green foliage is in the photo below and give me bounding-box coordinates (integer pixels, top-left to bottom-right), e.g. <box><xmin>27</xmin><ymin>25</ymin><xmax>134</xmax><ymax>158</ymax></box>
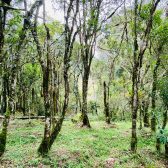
<box><xmin>130</xmin><ymin>3</ymin><xmax>163</xmax><ymax>34</ymax></box>
<box><xmin>7</xmin><ymin>10</ymin><xmax>23</xmax><ymax>27</ymax></box>
<box><xmin>71</xmin><ymin>113</ymin><xmax>82</xmax><ymax>123</ymax></box>
<box><xmin>157</xmin><ymin>129</ymin><xmax>168</xmax><ymax>145</ymax></box>
<box><xmin>157</xmin><ymin>74</ymin><xmax>168</xmax><ymax>103</ymax></box>
<box><xmin>24</xmin><ymin>63</ymin><xmax>41</xmax><ymax>86</ymax></box>
<box><xmin>116</xmin><ymin>67</ymin><xmax>125</xmax><ymax>78</ymax></box>
<box><xmin>88</xmin><ymin>100</ymin><xmax>99</xmax><ymax>114</ymax></box>
<box><xmin>37</xmin><ymin>20</ymin><xmax>63</xmax><ymax>42</ymax></box>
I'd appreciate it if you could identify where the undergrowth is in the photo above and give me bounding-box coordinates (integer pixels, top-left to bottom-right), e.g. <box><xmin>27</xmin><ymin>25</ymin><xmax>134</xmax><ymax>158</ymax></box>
<box><xmin>0</xmin><ymin>117</ymin><xmax>167</xmax><ymax>168</ymax></box>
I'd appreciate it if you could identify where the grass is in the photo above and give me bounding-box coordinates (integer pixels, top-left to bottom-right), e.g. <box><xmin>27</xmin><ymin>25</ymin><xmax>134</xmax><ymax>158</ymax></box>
<box><xmin>0</xmin><ymin>116</ymin><xmax>167</xmax><ymax>168</ymax></box>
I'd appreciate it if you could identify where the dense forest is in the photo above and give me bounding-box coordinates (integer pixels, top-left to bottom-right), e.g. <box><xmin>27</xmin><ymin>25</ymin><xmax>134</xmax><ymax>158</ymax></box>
<box><xmin>0</xmin><ymin>0</ymin><xmax>168</xmax><ymax>167</ymax></box>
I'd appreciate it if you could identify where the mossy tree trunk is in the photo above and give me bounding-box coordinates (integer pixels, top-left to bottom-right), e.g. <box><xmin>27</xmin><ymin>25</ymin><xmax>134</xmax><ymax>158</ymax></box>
<box><xmin>2</xmin><ymin>71</ymin><xmax>7</xmax><ymax>114</ymax></box>
<box><xmin>82</xmin><ymin>66</ymin><xmax>91</xmax><ymax>127</ymax></box>
<box><xmin>53</xmin><ymin>64</ymin><xmax>59</xmax><ymax>115</ymax></box>
<box><xmin>47</xmin><ymin>0</ymin><xmax>79</xmax><ymax>150</ymax></box>
<box><xmin>104</xmin><ymin>81</ymin><xmax>110</xmax><ymax>124</ymax></box>
<box><xmin>140</xmin><ymin>65</ymin><xmax>150</xmax><ymax>128</ymax></box>
<box><xmin>0</xmin><ymin>1</ymin><xmax>7</xmax><ymax>114</ymax></box>
<box><xmin>131</xmin><ymin>0</ymin><xmax>138</xmax><ymax>153</ymax></box>
<box><xmin>0</xmin><ymin>109</ymin><xmax>10</xmax><ymax>156</ymax></box>
<box><xmin>32</xmin><ymin>0</ymin><xmax>52</xmax><ymax>154</ymax></box>
<box><xmin>143</xmin><ymin>100</ymin><xmax>150</xmax><ymax>127</ymax></box>
<box><xmin>23</xmin><ymin>84</ymin><xmax>26</xmax><ymax>116</ymax></box>
<box><xmin>151</xmin><ymin>58</ymin><xmax>160</xmax><ymax>132</ymax></box>
<box><xmin>33</xmin><ymin>0</ymin><xmax>79</xmax><ymax>155</ymax></box>
<box><xmin>73</xmin><ymin>71</ymin><xmax>81</xmax><ymax>114</ymax></box>
<box><xmin>31</xmin><ymin>88</ymin><xmax>35</xmax><ymax>114</ymax></box>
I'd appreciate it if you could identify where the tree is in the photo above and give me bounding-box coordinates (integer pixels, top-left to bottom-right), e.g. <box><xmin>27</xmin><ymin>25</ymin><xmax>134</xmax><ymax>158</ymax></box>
<box><xmin>0</xmin><ymin>0</ymin><xmax>43</xmax><ymax>157</ymax></box>
<box><xmin>131</xmin><ymin>0</ymin><xmax>161</xmax><ymax>153</ymax></box>
<box><xmin>32</xmin><ymin>0</ymin><xmax>79</xmax><ymax>155</ymax></box>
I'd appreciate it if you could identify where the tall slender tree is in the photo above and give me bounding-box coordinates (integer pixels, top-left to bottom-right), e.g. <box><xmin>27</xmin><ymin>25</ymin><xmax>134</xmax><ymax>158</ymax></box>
<box><xmin>0</xmin><ymin>0</ymin><xmax>43</xmax><ymax>157</ymax></box>
<box><xmin>32</xmin><ymin>0</ymin><xmax>79</xmax><ymax>155</ymax></box>
<box><xmin>131</xmin><ymin>0</ymin><xmax>161</xmax><ymax>152</ymax></box>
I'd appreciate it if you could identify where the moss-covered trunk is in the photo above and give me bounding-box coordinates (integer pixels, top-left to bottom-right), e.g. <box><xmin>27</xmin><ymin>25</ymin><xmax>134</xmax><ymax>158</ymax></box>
<box><xmin>82</xmin><ymin>67</ymin><xmax>91</xmax><ymax>128</ymax></box>
<box><xmin>31</xmin><ymin>88</ymin><xmax>35</xmax><ymax>113</ymax></box>
<box><xmin>2</xmin><ymin>72</ymin><xmax>7</xmax><ymax>114</ymax></box>
<box><xmin>38</xmin><ymin>56</ymin><xmax>51</xmax><ymax>155</ymax></box>
<box><xmin>131</xmin><ymin>65</ymin><xmax>138</xmax><ymax>152</ymax></box>
<box><xmin>131</xmin><ymin>0</ymin><xmax>138</xmax><ymax>153</ymax></box>
<box><xmin>0</xmin><ymin>109</ymin><xmax>10</xmax><ymax>157</ymax></box>
<box><xmin>104</xmin><ymin>81</ymin><xmax>110</xmax><ymax>124</ymax></box>
<box><xmin>23</xmin><ymin>84</ymin><xmax>26</xmax><ymax>116</ymax></box>
<box><xmin>151</xmin><ymin>58</ymin><xmax>160</xmax><ymax>132</ymax></box>
<box><xmin>38</xmin><ymin>0</ymin><xmax>51</xmax><ymax>153</ymax></box>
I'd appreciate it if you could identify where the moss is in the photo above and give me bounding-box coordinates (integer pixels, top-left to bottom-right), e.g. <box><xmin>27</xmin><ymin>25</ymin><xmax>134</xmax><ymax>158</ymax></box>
<box><xmin>38</xmin><ymin>117</ymin><xmax>64</xmax><ymax>156</ymax></box>
<box><xmin>38</xmin><ymin>138</ymin><xmax>49</xmax><ymax>156</ymax></box>
<box><xmin>0</xmin><ymin>127</ymin><xmax>7</xmax><ymax>157</ymax></box>
<box><xmin>131</xmin><ymin>137</ymin><xmax>137</xmax><ymax>153</ymax></box>
<box><xmin>0</xmin><ymin>108</ymin><xmax>10</xmax><ymax>157</ymax></box>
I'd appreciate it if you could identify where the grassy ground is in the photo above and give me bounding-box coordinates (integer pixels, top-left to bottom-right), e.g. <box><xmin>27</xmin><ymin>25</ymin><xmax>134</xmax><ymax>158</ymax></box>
<box><xmin>0</xmin><ymin>116</ymin><xmax>167</xmax><ymax>168</ymax></box>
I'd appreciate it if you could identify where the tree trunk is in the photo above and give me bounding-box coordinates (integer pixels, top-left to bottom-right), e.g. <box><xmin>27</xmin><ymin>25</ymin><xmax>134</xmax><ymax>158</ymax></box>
<box><xmin>37</xmin><ymin>70</ymin><xmax>51</xmax><ymax>155</ymax></box>
<box><xmin>165</xmin><ymin>142</ymin><xmax>168</xmax><ymax>159</ymax></box>
<box><xmin>131</xmin><ymin>0</ymin><xmax>138</xmax><ymax>153</ymax></box>
<box><xmin>31</xmin><ymin>88</ymin><xmax>35</xmax><ymax>114</ymax></box>
<box><xmin>104</xmin><ymin>81</ymin><xmax>110</xmax><ymax>124</ymax></box>
<box><xmin>143</xmin><ymin>100</ymin><xmax>150</xmax><ymax>127</ymax></box>
<box><xmin>139</xmin><ymin>106</ymin><xmax>142</xmax><ymax>130</ymax></box>
<box><xmin>151</xmin><ymin>58</ymin><xmax>160</xmax><ymax>132</ymax></box>
<box><xmin>82</xmin><ymin>68</ymin><xmax>91</xmax><ymax>127</ymax></box>
<box><xmin>0</xmin><ymin>108</ymin><xmax>10</xmax><ymax>156</ymax></box>
<box><xmin>2</xmin><ymin>72</ymin><xmax>7</xmax><ymax>114</ymax></box>
<box><xmin>37</xmin><ymin>9</ymin><xmax>51</xmax><ymax>153</ymax></box>
<box><xmin>131</xmin><ymin>65</ymin><xmax>138</xmax><ymax>152</ymax></box>
<box><xmin>23</xmin><ymin>84</ymin><xmax>26</xmax><ymax>116</ymax></box>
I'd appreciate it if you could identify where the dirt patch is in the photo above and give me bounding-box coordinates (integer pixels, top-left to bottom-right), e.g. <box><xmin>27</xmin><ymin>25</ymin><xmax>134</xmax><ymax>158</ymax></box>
<box><xmin>105</xmin><ymin>158</ymin><xmax>116</xmax><ymax>168</ymax></box>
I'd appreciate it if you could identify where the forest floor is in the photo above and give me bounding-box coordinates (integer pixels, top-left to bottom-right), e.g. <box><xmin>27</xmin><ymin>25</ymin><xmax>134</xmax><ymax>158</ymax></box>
<box><xmin>0</xmin><ymin>116</ymin><xmax>168</xmax><ymax>168</ymax></box>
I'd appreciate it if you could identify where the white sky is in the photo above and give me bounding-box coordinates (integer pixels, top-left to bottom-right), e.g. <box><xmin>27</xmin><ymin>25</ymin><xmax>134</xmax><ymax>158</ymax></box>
<box><xmin>44</xmin><ymin>0</ymin><xmax>64</xmax><ymax>23</ymax></box>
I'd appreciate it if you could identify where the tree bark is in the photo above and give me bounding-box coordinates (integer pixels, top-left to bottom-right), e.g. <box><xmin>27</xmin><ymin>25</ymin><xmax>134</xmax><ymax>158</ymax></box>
<box><xmin>31</xmin><ymin>88</ymin><xmax>35</xmax><ymax>114</ymax></box>
<box><xmin>82</xmin><ymin>66</ymin><xmax>91</xmax><ymax>127</ymax></box>
<box><xmin>23</xmin><ymin>84</ymin><xmax>26</xmax><ymax>116</ymax></box>
<box><xmin>142</xmin><ymin>100</ymin><xmax>150</xmax><ymax>127</ymax></box>
<box><xmin>2</xmin><ymin>72</ymin><xmax>7</xmax><ymax>114</ymax></box>
<box><xmin>104</xmin><ymin>81</ymin><xmax>110</xmax><ymax>124</ymax></box>
<box><xmin>131</xmin><ymin>0</ymin><xmax>138</xmax><ymax>153</ymax></box>
<box><xmin>151</xmin><ymin>58</ymin><xmax>160</xmax><ymax>132</ymax></box>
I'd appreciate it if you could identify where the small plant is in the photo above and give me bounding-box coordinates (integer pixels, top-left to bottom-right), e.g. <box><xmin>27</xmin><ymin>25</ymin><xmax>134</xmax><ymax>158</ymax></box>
<box><xmin>71</xmin><ymin>113</ymin><xmax>82</xmax><ymax>123</ymax></box>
